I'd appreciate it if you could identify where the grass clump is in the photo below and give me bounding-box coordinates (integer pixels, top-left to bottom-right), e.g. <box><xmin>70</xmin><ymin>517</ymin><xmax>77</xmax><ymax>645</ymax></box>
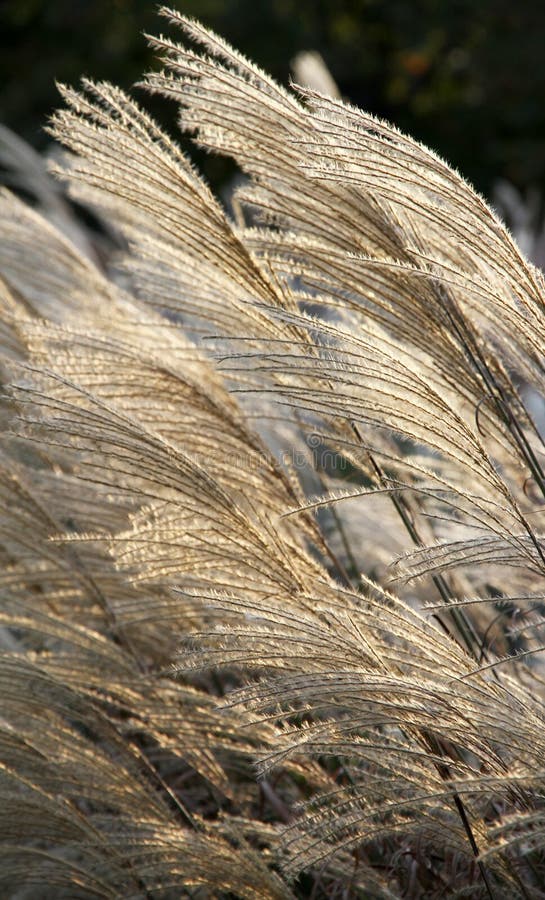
<box><xmin>1</xmin><ymin>8</ymin><xmax>545</xmax><ymax>898</ymax></box>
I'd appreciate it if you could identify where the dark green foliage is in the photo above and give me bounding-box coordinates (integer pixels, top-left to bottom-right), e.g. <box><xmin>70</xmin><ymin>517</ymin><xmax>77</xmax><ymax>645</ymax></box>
<box><xmin>2</xmin><ymin>0</ymin><xmax>545</xmax><ymax>195</ymax></box>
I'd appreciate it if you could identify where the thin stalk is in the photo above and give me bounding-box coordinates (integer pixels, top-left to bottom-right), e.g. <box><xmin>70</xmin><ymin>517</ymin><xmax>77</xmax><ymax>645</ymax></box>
<box><xmin>439</xmin><ymin>288</ymin><xmax>545</xmax><ymax>568</ymax></box>
<box><xmin>349</xmin><ymin>425</ymin><xmax>497</xmax><ymax>898</ymax></box>
<box><xmin>351</xmin><ymin>423</ymin><xmax>485</xmax><ymax>661</ymax></box>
